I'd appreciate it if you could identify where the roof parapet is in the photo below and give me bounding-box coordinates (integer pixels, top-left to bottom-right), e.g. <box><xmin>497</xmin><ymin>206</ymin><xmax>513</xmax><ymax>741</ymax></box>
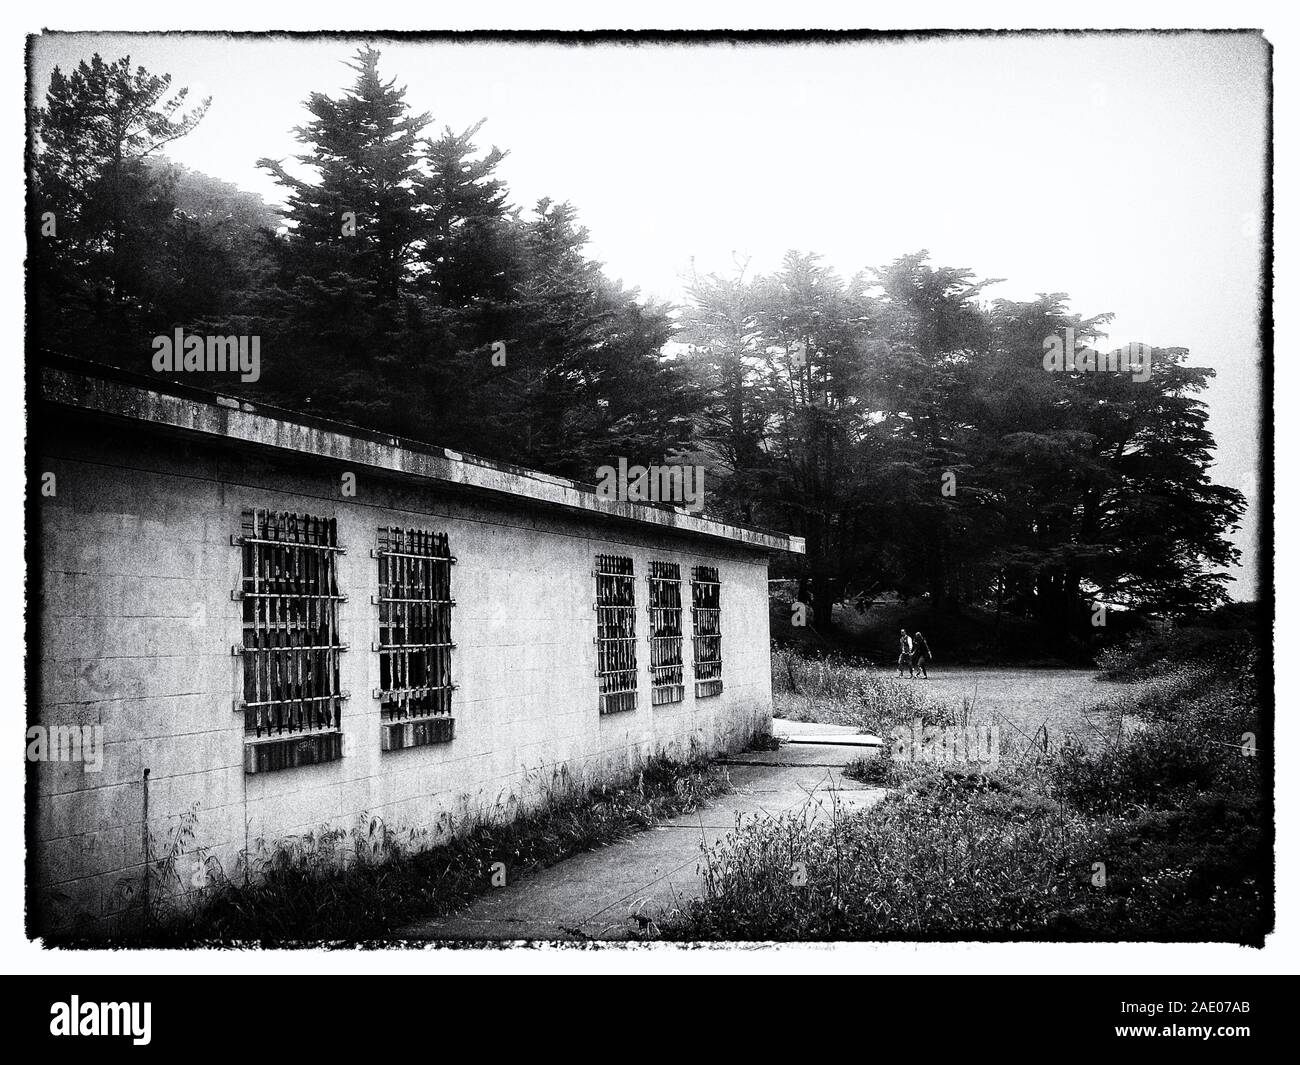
<box><xmin>38</xmin><ymin>358</ymin><xmax>805</xmax><ymax>556</ymax></box>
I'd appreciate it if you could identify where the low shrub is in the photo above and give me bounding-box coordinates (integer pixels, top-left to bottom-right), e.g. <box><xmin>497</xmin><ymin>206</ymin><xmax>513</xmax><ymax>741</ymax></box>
<box><xmin>665</xmin><ymin>772</ymin><xmax>1099</xmax><ymax>940</ymax></box>
<box><xmin>842</xmin><ymin>751</ymin><xmax>899</xmax><ymax>787</ymax></box>
<box><xmin>665</xmin><ymin>626</ymin><xmax>1267</xmax><ymax>943</ymax></box>
<box><xmin>1050</xmin><ymin>659</ymin><xmax>1260</xmax><ymax>817</ymax></box>
<box><xmin>1096</xmin><ymin>627</ymin><xmax>1256</xmax><ymax>683</ymax></box>
<box><xmin>1058</xmin><ymin>789</ymin><xmax>1269</xmax><ymax>941</ymax></box>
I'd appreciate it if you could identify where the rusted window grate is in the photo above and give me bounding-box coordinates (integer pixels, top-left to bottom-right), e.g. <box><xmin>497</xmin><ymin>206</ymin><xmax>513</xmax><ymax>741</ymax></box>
<box><xmin>647</xmin><ymin>561</ymin><xmax>685</xmax><ymax>705</ymax></box>
<box><xmin>691</xmin><ymin>565</ymin><xmax>723</xmax><ymax>698</ymax></box>
<box><xmin>373</xmin><ymin>527</ymin><xmax>456</xmax><ymax>749</ymax></box>
<box><xmin>233</xmin><ymin>509</ymin><xmax>347</xmax><ymax>771</ymax></box>
<box><xmin>595</xmin><ymin>553</ymin><xmax>638</xmax><ymax>714</ymax></box>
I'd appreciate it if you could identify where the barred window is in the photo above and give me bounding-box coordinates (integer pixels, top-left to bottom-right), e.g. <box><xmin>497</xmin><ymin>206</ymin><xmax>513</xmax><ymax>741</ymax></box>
<box><xmin>595</xmin><ymin>554</ymin><xmax>637</xmax><ymax>715</ymax></box>
<box><xmin>691</xmin><ymin>565</ymin><xmax>723</xmax><ymax>698</ymax></box>
<box><xmin>233</xmin><ymin>509</ymin><xmax>347</xmax><ymax>773</ymax></box>
<box><xmin>647</xmin><ymin>561</ymin><xmax>685</xmax><ymax>705</ymax></box>
<box><xmin>373</xmin><ymin>527</ymin><xmax>456</xmax><ymax>750</ymax></box>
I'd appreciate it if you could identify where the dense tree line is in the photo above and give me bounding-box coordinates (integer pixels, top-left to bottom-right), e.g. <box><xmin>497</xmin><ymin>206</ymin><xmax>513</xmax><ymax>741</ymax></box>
<box><xmin>679</xmin><ymin>253</ymin><xmax>1244</xmax><ymax>639</ymax></box>
<box><xmin>28</xmin><ymin>49</ymin><xmax>1246</xmax><ymax>646</ymax></box>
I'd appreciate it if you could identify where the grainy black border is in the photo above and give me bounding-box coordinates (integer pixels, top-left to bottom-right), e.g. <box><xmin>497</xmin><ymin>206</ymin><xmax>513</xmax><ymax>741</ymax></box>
<box><xmin>22</xmin><ymin>26</ymin><xmax>1276</xmax><ymax>950</ymax></box>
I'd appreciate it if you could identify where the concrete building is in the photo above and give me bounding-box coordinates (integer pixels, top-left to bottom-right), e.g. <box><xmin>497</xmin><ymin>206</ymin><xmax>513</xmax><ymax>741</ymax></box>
<box><xmin>30</xmin><ymin>357</ymin><xmax>803</xmax><ymax>934</ymax></box>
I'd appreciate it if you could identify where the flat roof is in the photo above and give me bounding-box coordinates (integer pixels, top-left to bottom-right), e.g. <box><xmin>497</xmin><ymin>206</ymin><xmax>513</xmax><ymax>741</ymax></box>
<box><xmin>36</xmin><ymin>354</ymin><xmax>805</xmax><ymax>556</ymax></box>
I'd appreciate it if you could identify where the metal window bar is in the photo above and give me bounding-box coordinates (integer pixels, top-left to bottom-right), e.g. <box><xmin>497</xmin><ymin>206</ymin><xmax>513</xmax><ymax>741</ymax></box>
<box><xmin>647</xmin><ymin>561</ymin><xmax>685</xmax><ymax>706</ymax></box>
<box><xmin>595</xmin><ymin>553</ymin><xmax>638</xmax><ymax>714</ymax></box>
<box><xmin>691</xmin><ymin>565</ymin><xmax>723</xmax><ymax>698</ymax></box>
<box><xmin>234</xmin><ymin>509</ymin><xmax>346</xmax><ymax>737</ymax></box>
<box><xmin>374</xmin><ymin>526</ymin><xmax>456</xmax><ymax>724</ymax></box>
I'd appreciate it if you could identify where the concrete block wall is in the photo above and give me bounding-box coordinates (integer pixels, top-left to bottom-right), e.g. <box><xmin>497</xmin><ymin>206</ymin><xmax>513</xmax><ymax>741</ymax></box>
<box><xmin>32</xmin><ymin>418</ymin><xmax>774</xmax><ymax>933</ymax></box>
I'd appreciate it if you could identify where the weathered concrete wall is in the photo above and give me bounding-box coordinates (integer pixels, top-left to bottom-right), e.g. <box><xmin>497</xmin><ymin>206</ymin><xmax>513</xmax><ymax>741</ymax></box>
<box><xmin>33</xmin><ymin>416</ymin><xmax>775</xmax><ymax>933</ymax></box>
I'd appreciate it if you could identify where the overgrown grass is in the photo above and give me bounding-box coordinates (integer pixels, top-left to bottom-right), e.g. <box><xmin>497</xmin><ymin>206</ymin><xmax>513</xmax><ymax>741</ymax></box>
<box><xmin>70</xmin><ymin>752</ymin><xmax>731</xmax><ymax>946</ymax></box>
<box><xmin>663</xmin><ymin>630</ymin><xmax>1268</xmax><ymax>943</ymax></box>
<box><xmin>842</xmin><ymin>752</ymin><xmax>900</xmax><ymax>787</ymax></box>
<box><xmin>772</xmin><ymin>645</ymin><xmax>956</xmax><ymax>736</ymax></box>
<box><xmin>664</xmin><ymin>770</ymin><xmax>1098</xmax><ymax>940</ymax></box>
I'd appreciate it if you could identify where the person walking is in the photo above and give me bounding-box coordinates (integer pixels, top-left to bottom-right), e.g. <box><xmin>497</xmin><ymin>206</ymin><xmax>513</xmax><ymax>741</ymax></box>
<box><xmin>898</xmin><ymin>628</ymin><xmax>915</xmax><ymax>678</ymax></box>
<box><xmin>912</xmin><ymin>631</ymin><xmax>933</xmax><ymax>679</ymax></box>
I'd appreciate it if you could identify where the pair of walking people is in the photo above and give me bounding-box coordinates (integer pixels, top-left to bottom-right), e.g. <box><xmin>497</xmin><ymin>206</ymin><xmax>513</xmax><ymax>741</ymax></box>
<box><xmin>898</xmin><ymin>628</ymin><xmax>933</xmax><ymax>679</ymax></box>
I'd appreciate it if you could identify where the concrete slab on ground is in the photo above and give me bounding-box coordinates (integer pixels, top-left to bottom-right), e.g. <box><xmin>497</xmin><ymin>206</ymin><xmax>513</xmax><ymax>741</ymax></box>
<box><xmin>773</xmin><ymin>717</ymin><xmax>882</xmax><ymax>747</ymax></box>
<box><xmin>774</xmin><ymin>718</ymin><xmax>861</xmax><ymax>739</ymax></box>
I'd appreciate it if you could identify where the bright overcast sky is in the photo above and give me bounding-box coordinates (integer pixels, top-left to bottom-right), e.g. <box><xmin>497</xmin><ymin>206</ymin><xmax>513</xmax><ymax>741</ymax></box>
<box><xmin>29</xmin><ymin>31</ymin><xmax>1269</xmax><ymax>598</ymax></box>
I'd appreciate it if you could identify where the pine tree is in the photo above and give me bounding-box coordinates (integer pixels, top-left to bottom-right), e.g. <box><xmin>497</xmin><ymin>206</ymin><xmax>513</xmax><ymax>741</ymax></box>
<box><xmin>256</xmin><ymin>46</ymin><xmax>430</xmax><ymax>425</ymax></box>
<box><xmin>475</xmin><ymin>199</ymin><xmax>695</xmax><ymax>478</ymax></box>
<box><xmin>420</xmin><ymin>120</ymin><xmax>515</xmax><ymax>309</ymax></box>
<box><xmin>677</xmin><ymin>266</ymin><xmax>773</xmax><ymax>524</ymax></box>
<box><xmin>260</xmin><ymin>46</ymin><xmax>428</xmax><ymax>300</ymax></box>
<box><xmin>30</xmin><ymin>54</ymin><xmax>209</xmax><ymax>361</ymax></box>
<box><xmin>406</xmin><ymin>121</ymin><xmax>521</xmax><ymax>445</ymax></box>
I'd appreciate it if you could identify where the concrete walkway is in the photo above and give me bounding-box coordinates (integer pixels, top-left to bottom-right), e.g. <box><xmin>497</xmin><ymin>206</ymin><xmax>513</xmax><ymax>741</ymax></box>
<box><xmin>396</xmin><ymin>734</ymin><xmax>886</xmax><ymax>942</ymax></box>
